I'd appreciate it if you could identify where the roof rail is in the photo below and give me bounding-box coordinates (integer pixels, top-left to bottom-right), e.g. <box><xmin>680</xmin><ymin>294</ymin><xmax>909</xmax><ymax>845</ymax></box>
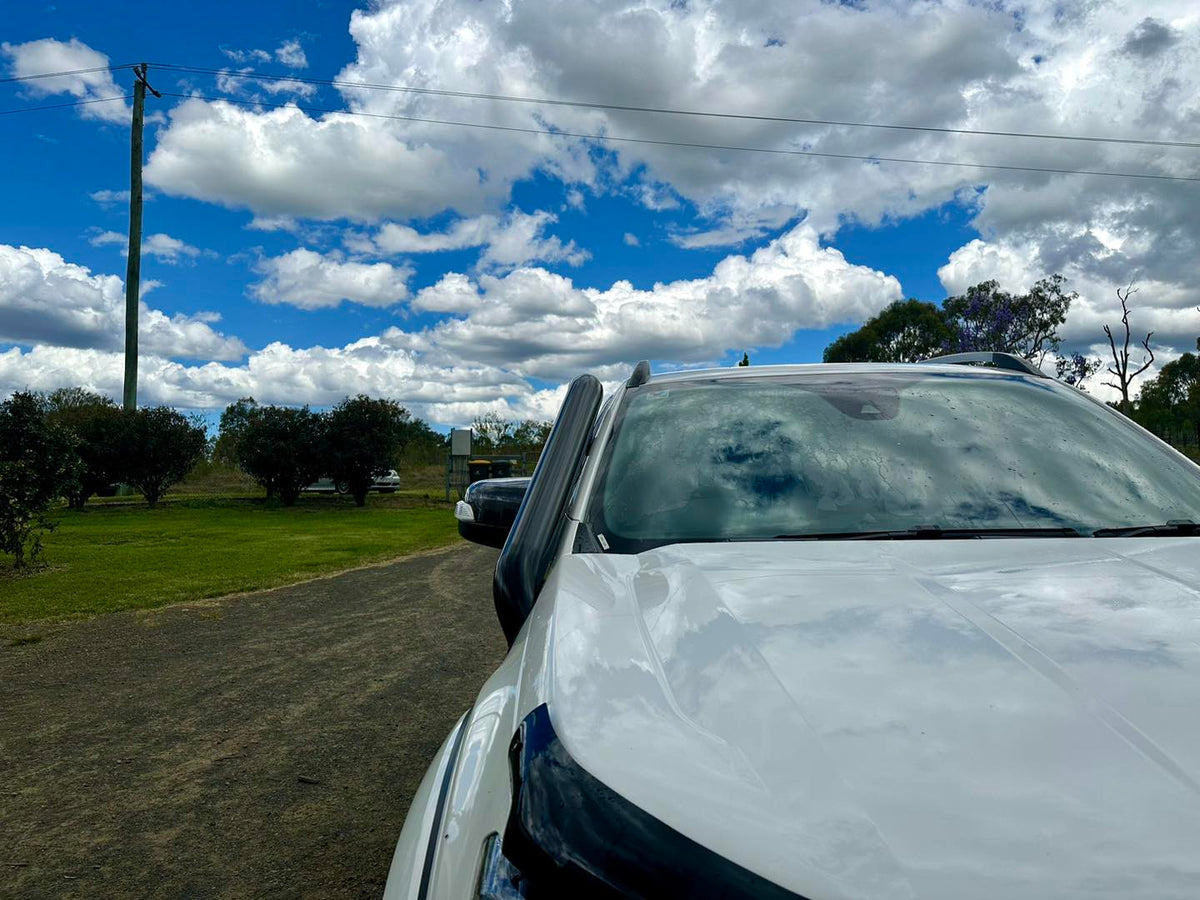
<box><xmin>924</xmin><ymin>351</ymin><xmax>1047</xmax><ymax>378</ymax></box>
<box><xmin>627</xmin><ymin>360</ymin><xmax>651</xmax><ymax>388</ymax></box>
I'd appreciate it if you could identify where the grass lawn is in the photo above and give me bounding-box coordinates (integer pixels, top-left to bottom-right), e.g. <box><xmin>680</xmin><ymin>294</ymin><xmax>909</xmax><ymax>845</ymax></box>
<box><xmin>0</xmin><ymin>495</ymin><xmax>460</xmax><ymax>624</ymax></box>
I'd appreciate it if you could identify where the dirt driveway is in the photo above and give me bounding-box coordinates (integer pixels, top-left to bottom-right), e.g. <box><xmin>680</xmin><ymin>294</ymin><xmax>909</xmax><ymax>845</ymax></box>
<box><xmin>0</xmin><ymin>542</ymin><xmax>504</xmax><ymax>899</ymax></box>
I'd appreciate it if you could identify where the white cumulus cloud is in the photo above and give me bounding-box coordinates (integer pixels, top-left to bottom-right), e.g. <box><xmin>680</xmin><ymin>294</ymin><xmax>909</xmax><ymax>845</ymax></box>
<box><xmin>215</xmin><ymin>66</ymin><xmax>317</xmax><ymax>99</ymax></box>
<box><xmin>251</xmin><ymin>248</ymin><xmax>414</xmax><ymax>309</ymax></box>
<box><xmin>0</xmin><ymin>244</ymin><xmax>245</xmax><ymax>361</ymax></box>
<box><xmin>1</xmin><ymin>38</ymin><xmax>130</xmax><ymax>124</ymax></box>
<box><xmin>371</xmin><ymin>209</ymin><xmax>589</xmax><ymax>269</ymax></box>
<box><xmin>89</xmin><ymin>188</ymin><xmax>131</xmax><ymax>206</ymax></box>
<box><xmin>221</xmin><ymin>47</ymin><xmax>272</xmax><ymax>65</ymax></box>
<box><xmin>275</xmin><ymin>39</ymin><xmax>308</xmax><ymax>69</ymax></box>
<box><xmin>89</xmin><ymin>230</ymin><xmax>207</xmax><ymax>264</ymax></box>
<box><xmin>1</xmin><ymin>224</ymin><xmax>900</xmax><ymax>422</ymax></box>
<box><xmin>0</xmin><ymin>342</ymin><xmax>536</xmax><ymax>424</ymax></box>
<box><xmin>136</xmin><ymin>1</ymin><xmax>1200</xmax><ymax>364</ymax></box>
<box><xmin>145</xmin><ymin>97</ymin><xmax>524</xmax><ymax>221</ymax></box>
<box><xmin>407</xmin><ymin>222</ymin><xmax>902</xmax><ymax>380</ymax></box>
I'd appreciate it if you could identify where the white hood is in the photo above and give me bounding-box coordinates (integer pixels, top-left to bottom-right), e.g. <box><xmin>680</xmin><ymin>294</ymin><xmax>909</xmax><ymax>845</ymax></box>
<box><xmin>535</xmin><ymin>538</ymin><xmax>1200</xmax><ymax>900</ymax></box>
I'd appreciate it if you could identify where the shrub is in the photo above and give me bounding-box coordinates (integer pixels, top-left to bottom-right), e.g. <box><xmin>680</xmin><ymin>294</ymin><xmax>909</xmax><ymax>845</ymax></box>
<box><xmin>325</xmin><ymin>395</ymin><xmax>407</xmax><ymax>507</ymax></box>
<box><xmin>44</xmin><ymin>388</ymin><xmax>126</xmax><ymax>508</ymax></box>
<box><xmin>0</xmin><ymin>392</ymin><xmax>80</xmax><ymax>567</ymax></box>
<box><xmin>120</xmin><ymin>406</ymin><xmax>208</xmax><ymax>508</ymax></box>
<box><xmin>213</xmin><ymin>397</ymin><xmax>258</xmax><ymax>468</ymax></box>
<box><xmin>236</xmin><ymin>405</ymin><xmax>327</xmax><ymax>506</ymax></box>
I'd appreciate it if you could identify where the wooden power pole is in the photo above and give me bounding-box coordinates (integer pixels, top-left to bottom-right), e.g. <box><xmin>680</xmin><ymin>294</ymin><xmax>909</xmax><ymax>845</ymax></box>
<box><xmin>123</xmin><ymin>64</ymin><xmax>159</xmax><ymax>411</ymax></box>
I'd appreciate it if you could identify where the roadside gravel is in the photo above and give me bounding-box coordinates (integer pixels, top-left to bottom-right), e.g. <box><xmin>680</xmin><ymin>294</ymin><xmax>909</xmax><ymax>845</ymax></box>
<box><xmin>0</xmin><ymin>542</ymin><xmax>504</xmax><ymax>899</ymax></box>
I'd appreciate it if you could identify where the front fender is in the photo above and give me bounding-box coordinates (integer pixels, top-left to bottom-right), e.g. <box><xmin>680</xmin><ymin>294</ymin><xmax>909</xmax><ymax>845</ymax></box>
<box><xmin>382</xmin><ymin>621</ymin><xmax>538</xmax><ymax>899</ymax></box>
<box><xmin>381</xmin><ymin>713</ymin><xmax>468</xmax><ymax>900</ymax></box>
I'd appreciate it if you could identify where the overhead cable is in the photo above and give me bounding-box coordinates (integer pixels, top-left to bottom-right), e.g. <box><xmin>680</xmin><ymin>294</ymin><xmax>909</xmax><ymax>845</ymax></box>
<box><xmin>0</xmin><ymin>95</ymin><xmax>132</xmax><ymax>116</ymax></box>
<box><xmin>158</xmin><ymin>91</ymin><xmax>1200</xmax><ymax>184</ymax></box>
<box><xmin>149</xmin><ymin>62</ymin><xmax>1200</xmax><ymax>151</ymax></box>
<box><xmin>0</xmin><ymin>63</ymin><xmax>135</xmax><ymax>84</ymax></box>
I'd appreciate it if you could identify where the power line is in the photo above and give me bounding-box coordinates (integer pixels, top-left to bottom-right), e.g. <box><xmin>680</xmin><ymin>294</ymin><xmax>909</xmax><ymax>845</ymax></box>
<box><xmin>0</xmin><ymin>63</ymin><xmax>135</xmax><ymax>85</ymax></box>
<box><xmin>0</xmin><ymin>95</ymin><xmax>131</xmax><ymax>116</ymax></box>
<box><xmin>159</xmin><ymin>91</ymin><xmax>1200</xmax><ymax>184</ymax></box>
<box><xmin>150</xmin><ymin>62</ymin><xmax>1200</xmax><ymax>151</ymax></box>
<box><xmin>10</xmin><ymin>60</ymin><xmax>1199</xmax><ymax>152</ymax></box>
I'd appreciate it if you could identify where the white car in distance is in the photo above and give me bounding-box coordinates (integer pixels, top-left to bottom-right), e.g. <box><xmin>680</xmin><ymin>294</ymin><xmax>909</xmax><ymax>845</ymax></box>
<box><xmin>384</xmin><ymin>354</ymin><xmax>1200</xmax><ymax>900</ymax></box>
<box><xmin>304</xmin><ymin>469</ymin><xmax>401</xmax><ymax>495</ymax></box>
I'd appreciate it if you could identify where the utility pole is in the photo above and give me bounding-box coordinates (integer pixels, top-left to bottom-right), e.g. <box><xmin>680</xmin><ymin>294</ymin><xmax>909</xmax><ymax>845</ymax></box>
<box><xmin>123</xmin><ymin>64</ymin><xmax>160</xmax><ymax>411</ymax></box>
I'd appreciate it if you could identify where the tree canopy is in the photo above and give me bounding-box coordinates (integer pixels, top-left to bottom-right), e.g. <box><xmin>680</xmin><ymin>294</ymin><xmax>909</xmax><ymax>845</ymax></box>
<box><xmin>941</xmin><ymin>275</ymin><xmax>1074</xmax><ymax>364</ymax></box>
<box><xmin>0</xmin><ymin>392</ymin><xmax>80</xmax><ymax>566</ymax></box>
<box><xmin>213</xmin><ymin>397</ymin><xmax>258</xmax><ymax>467</ymax></box>
<box><xmin>1133</xmin><ymin>352</ymin><xmax>1200</xmax><ymax>448</ymax></box>
<box><xmin>118</xmin><ymin>406</ymin><xmax>208</xmax><ymax>508</ymax></box>
<box><xmin>236</xmin><ymin>405</ymin><xmax>327</xmax><ymax>506</ymax></box>
<box><xmin>823</xmin><ymin>299</ymin><xmax>953</xmax><ymax>363</ymax></box>
<box><xmin>43</xmin><ymin>388</ymin><xmax>125</xmax><ymax>508</ymax></box>
<box><xmin>823</xmin><ymin>276</ymin><xmax>1098</xmax><ymax>388</ymax></box>
<box><xmin>470</xmin><ymin>413</ymin><xmax>554</xmax><ymax>455</ymax></box>
<box><xmin>325</xmin><ymin>395</ymin><xmax>408</xmax><ymax>506</ymax></box>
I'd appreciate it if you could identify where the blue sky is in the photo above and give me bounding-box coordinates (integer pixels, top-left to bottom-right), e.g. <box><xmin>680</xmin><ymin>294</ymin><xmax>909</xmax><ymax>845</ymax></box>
<box><xmin>2</xmin><ymin>1</ymin><xmax>1197</xmax><ymax>425</ymax></box>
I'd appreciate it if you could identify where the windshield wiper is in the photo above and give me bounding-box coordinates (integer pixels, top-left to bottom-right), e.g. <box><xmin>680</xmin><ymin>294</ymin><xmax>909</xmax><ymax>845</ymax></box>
<box><xmin>776</xmin><ymin>526</ymin><xmax>1082</xmax><ymax>541</ymax></box>
<box><xmin>1091</xmin><ymin>519</ymin><xmax>1199</xmax><ymax>537</ymax></box>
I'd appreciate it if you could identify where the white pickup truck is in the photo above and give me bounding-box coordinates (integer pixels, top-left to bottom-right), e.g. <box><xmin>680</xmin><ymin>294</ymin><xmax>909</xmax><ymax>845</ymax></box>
<box><xmin>384</xmin><ymin>354</ymin><xmax>1200</xmax><ymax>900</ymax></box>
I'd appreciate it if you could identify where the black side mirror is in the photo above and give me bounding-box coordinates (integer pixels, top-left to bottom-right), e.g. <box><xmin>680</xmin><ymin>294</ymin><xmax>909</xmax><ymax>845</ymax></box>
<box><xmin>493</xmin><ymin>374</ymin><xmax>603</xmax><ymax>645</ymax></box>
<box><xmin>455</xmin><ymin>477</ymin><xmax>531</xmax><ymax>549</ymax></box>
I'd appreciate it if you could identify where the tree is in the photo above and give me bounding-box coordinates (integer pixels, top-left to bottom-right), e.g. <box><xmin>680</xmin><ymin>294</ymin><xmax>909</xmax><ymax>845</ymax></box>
<box><xmin>1103</xmin><ymin>284</ymin><xmax>1155</xmax><ymax>413</ymax></box>
<box><xmin>396</xmin><ymin>415</ymin><xmax>447</xmax><ymax>468</ymax></box>
<box><xmin>510</xmin><ymin>419</ymin><xmax>553</xmax><ymax>454</ymax></box>
<box><xmin>236</xmin><ymin>405</ymin><xmax>327</xmax><ymax>506</ymax></box>
<box><xmin>213</xmin><ymin>397</ymin><xmax>258</xmax><ymax>468</ymax></box>
<box><xmin>43</xmin><ymin>388</ymin><xmax>126</xmax><ymax>508</ymax></box>
<box><xmin>0</xmin><ymin>392</ymin><xmax>80</xmax><ymax>567</ymax></box>
<box><xmin>397</xmin><ymin>415</ymin><xmax>440</xmax><ymax>455</ymax></box>
<box><xmin>823</xmin><ymin>299</ymin><xmax>953</xmax><ymax>363</ymax></box>
<box><xmin>471</xmin><ymin>412</ymin><xmax>514</xmax><ymax>454</ymax></box>
<box><xmin>1133</xmin><ymin>352</ymin><xmax>1200</xmax><ymax>447</ymax></box>
<box><xmin>120</xmin><ymin>406</ymin><xmax>208</xmax><ymax>508</ymax></box>
<box><xmin>325</xmin><ymin>395</ymin><xmax>407</xmax><ymax>506</ymax></box>
<box><xmin>824</xmin><ymin>276</ymin><xmax>1081</xmax><ymax>380</ymax></box>
<box><xmin>386</xmin><ymin>405</ymin><xmax>433</xmax><ymax>459</ymax></box>
<box><xmin>1054</xmin><ymin>353</ymin><xmax>1103</xmax><ymax>392</ymax></box>
<box><xmin>467</xmin><ymin>415</ymin><xmax>552</xmax><ymax>457</ymax></box>
<box><xmin>941</xmin><ymin>275</ymin><xmax>1074</xmax><ymax>365</ymax></box>
<box><xmin>738</xmin><ymin>352</ymin><xmax>750</xmax><ymax>367</ymax></box>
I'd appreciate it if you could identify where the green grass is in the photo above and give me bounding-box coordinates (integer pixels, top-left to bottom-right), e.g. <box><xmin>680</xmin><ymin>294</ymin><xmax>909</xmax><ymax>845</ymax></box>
<box><xmin>0</xmin><ymin>495</ymin><xmax>460</xmax><ymax>624</ymax></box>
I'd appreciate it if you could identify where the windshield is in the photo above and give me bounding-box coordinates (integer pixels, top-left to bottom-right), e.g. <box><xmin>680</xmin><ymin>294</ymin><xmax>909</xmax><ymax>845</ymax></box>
<box><xmin>585</xmin><ymin>372</ymin><xmax>1200</xmax><ymax>552</ymax></box>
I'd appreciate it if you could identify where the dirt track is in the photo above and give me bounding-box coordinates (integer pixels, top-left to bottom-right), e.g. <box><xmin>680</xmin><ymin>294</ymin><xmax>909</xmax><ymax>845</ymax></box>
<box><xmin>0</xmin><ymin>542</ymin><xmax>504</xmax><ymax>899</ymax></box>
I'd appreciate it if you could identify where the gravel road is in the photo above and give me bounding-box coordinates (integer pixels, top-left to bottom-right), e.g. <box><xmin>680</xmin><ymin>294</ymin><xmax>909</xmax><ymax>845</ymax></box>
<box><xmin>0</xmin><ymin>542</ymin><xmax>504</xmax><ymax>899</ymax></box>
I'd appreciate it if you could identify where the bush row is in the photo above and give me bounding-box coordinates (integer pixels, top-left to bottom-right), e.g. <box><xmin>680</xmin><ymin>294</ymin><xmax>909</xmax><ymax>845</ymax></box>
<box><xmin>1</xmin><ymin>390</ymin><xmax>207</xmax><ymax>566</ymax></box>
<box><xmin>224</xmin><ymin>395</ymin><xmax>411</xmax><ymax>507</ymax></box>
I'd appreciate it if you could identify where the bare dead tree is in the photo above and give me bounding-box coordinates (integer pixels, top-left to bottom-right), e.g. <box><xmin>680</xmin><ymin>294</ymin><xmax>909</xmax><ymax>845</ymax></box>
<box><xmin>1103</xmin><ymin>284</ymin><xmax>1154</xmax><ymax>412</ymax></box>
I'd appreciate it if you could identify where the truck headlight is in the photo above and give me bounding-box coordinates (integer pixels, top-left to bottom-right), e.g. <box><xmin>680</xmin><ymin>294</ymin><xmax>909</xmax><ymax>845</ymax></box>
<box><xmin>476</xmin><ymin>704</ymin><xmax>800</xmax><ymax>899</ymax></box>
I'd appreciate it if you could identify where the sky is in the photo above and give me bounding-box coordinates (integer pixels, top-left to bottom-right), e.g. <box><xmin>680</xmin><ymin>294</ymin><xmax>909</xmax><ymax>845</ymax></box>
<box><xmin>2</xmin><ymin>0</ymin><xmax>1199</xmax><ymax>428</ymax></box>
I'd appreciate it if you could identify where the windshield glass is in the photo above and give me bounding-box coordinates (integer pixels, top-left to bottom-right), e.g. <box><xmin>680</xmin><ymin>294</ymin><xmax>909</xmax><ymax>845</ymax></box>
<box><xmin>585</xmin><ymin>372</ymin><xmax>1200</xmax><ymax>551</ymax></box>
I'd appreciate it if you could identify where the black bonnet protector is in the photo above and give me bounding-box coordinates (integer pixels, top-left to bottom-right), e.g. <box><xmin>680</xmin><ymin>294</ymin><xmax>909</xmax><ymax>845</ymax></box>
<box><xmin>499</xmin><ymin>704</ymin><xmax>806</xmax><ymax>900</ymax></box>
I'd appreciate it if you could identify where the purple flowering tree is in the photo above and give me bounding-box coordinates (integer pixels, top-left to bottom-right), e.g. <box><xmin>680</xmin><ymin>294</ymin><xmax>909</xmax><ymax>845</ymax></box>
<box><xmin>941</xmin><ymin>275</ymin><xmax>1076</xmax><ymax>366</ymax></box>
<box><xmin>1054</xmin><ymin>353</ymin><xmax>1103</xmax><ymax>391</ymax></box>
